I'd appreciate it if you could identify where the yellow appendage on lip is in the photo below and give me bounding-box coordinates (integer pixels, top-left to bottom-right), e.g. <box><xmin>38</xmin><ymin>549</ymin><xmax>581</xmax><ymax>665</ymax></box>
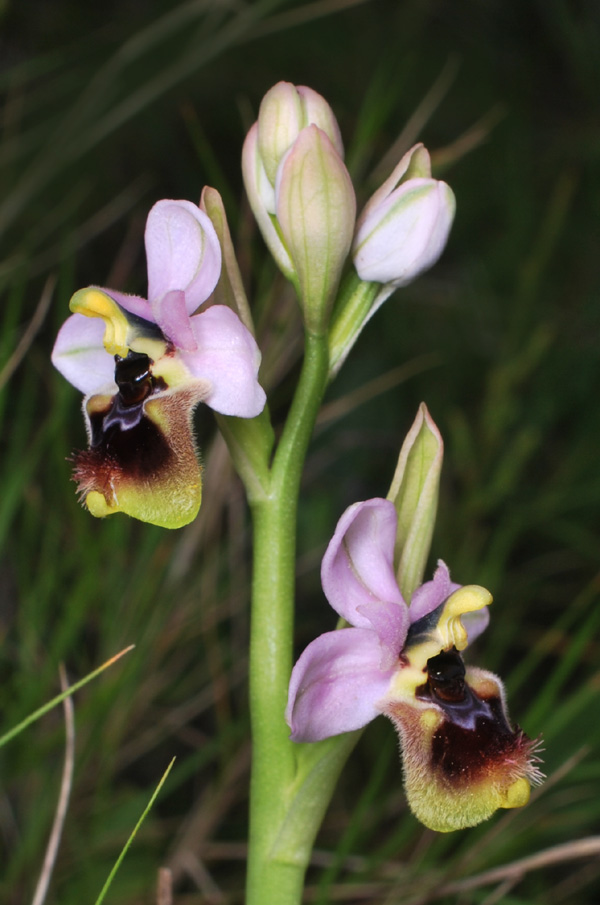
<box><xmin>501</xmin><ymin>777</ymin><xmax>531</xmax><ymax>809</ymax></box>
<box><xmin>439</xmin><ymin>585</ymin><xmax>492</xmax><ymax>652</ymax></box>
<box><xmin>69</xmin><ymin>288</ymin><xmax>167</xmax><ymax>360</ymax></box>
<box><xmin>86</xmin><ymin>490</ymin><xmax>116</xmax><ymax>518</ymax></box>
<box><xmin>70</xmin><ymin>288</ymin><xmax>131</xmax><ymax>357</ymax></box>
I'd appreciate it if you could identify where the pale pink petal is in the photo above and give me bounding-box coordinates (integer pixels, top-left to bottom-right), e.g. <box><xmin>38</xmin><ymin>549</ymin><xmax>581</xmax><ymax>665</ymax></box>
<box><xmin>355</xmin><ymin>599</ymin><xmax>408</xmax><ymax>670</ymax></box>
<box><xmin>462</xmin><ymin>607</ymin><xmax>490</xmax><ymax>645</ymax></box>
<box><xmin>359</xmin><ymin>144</ymin><xmax>430</xmax><ymax>220</ymax></box>
<box><xmin>286</xmin><ymin>627</ymin><xmax>394</xmax><ymax>742</ymax></box>
<box><xmin>150</xmin><ymin>289</ymin><xmax>197</xmax><ymax>351</ymax></box>
<box><xmin>321</xmin><ymin>498</ymin><xmax>406</xmax><ymax>630</ymax></box>
<box><xmin>145</xmin><ymin>199</ymin><xmax>221</xmax><ymax>313</ymax></box>
<box><xmin>51</xmin><ymin>314</ymin><xmax>115</xmax><ymax>395</ymax></box>
<box><xmin>180</xmin><ymin>305</ymin><xmax>266</xmax><ymax>417</ymax></box>
<box><xmin>409</xmin><ymin>560</ymin><xmax>460</xmax><ymax>623</ymax></box>
<box><xmin>297</xmin><ymin>85</ymin><xmax>344</xmax><ymax>157</ymax></box>
<box><xmin>241</xmin><ymin>124</ymin><xmax>295</xmax><ymax>275</ymax></box>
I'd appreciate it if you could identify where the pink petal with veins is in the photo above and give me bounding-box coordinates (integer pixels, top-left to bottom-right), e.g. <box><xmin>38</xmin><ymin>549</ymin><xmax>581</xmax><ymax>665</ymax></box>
<box><xmin>321</xmin><ymin>498</ymin><xmax>406</xmax><ymax>629</ymax></box>
<box><xmin>286</xmin><ymin>627</ymin><xmax>395</xmax><ymax>742</ymax></box>
<box><xmin>145</xmin><ymin>199</ymin><xmax>221</xmax><ymax>313</ymax></box>
<box><xmin>151</xmin><ymin>289</ymin><xmax>197</xmax><ymax>351</ymax></box>
<box><xmin>181</xmin><ymin>305</ymin><xmax>266</xmax><ymax>417</ymax></box>
<box><xmin>51</xmin><ymin>314</ymin><xmax>115</xmax><ymax>395</ymax></box>
<box><xmin>408</xmin><ymin>560</ymin><xmax>460</xmax><ymax>622</ymax></box>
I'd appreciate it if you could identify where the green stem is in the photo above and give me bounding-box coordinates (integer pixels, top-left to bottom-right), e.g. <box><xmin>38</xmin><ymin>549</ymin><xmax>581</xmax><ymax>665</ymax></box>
<box><xmin>328</xmin><ymin>271</ymin><xmax>379</xmax><ymax>377</ymax></box>
<box><xmin>245</xmin><ymin>330</ymin><xmax>329</xmax><ymax>905</ymax></box>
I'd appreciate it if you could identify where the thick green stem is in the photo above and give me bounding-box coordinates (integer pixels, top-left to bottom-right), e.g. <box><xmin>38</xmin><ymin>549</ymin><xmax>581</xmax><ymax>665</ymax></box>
<box><xmin>246</xmin><ymin>331</ymin><xmax>329</xmax><ymax>905</ymax></box>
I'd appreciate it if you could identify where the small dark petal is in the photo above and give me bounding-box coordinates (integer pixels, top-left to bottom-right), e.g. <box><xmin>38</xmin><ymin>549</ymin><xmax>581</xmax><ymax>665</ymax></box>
<box><xmin>427</xmin><ymin>649</ymin><xmax>465</xmax><ymax>685</ymax></box>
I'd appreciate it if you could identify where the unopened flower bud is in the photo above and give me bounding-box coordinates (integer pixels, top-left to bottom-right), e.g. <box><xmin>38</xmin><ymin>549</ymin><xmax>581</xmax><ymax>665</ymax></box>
<box><xmin>242</xmin><ymin>82</ymin><xmax>354</xmax><ymax>333</ymax></box>
<box><xmin>387</xmin><ymin>403</ymin><xmax>443</xmax><ymax>600</ymax></box>
<box><xmin>328</xmin><ymin>146</ymin><xmax>455</xmax><ymax>376</ymax></box>
<box><xmin>257</xmin><ymin>82</ymin><xmax>343</xmax><ymax>189</ymax></box>
<box><xmin>353</xmin><ymin>143</ymin><xmax>455</xmax><ymax>301</ymax></box>
<box><xmin>276</xmin><ymin>125</ymin><xmax>356</xmax><ymax>333</ymax></box>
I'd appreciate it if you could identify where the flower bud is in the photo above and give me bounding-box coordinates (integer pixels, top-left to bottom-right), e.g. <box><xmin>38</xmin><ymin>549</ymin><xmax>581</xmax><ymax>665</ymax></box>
<box><xmin>353</xmin><ymin>144</ymin><xmax>455</xmax><ymax>302</ymax></box>
<box><xmin>387</xmin><ymin>403</ymin><xmax>443</xmax><ymax>600</ymax></box>
<box><xmin>242</xmin><ymin>122</ymin><xmax>294</xmax><ymax>278</ymax></box>
<box><xmin>276</xmin><ymin>125</ymin><xmax>356</xmax><ymax>333</ymax></box>
<box><xmin>242</xmin><ymin>82</ymin><xmax>353</xmax><ymax>331</ymax></box>
<box><xmin>257</xmin><ymin>82</ymin><xmax>343</xmax><ymax>189</ymax></box>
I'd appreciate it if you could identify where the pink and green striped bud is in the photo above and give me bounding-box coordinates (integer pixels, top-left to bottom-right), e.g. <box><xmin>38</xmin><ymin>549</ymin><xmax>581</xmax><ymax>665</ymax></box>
<box><xmin>387</xmin><ymin>403</ymin><xmax>443</xmax><ymax>600</ymax></box>
<box><xmin>353</xmin><ymin>144</ymin><xmax>455</xmax><ymax>310</ymax></box>
<box><xmin>242</xmin><ymin>82</ymin><xmax>355</xmax><ymax>333</ymax></box>
<box><xmin>276</xmin><ymin>125</ymin><xmax>356</xmax><ymax>333</ymax></box>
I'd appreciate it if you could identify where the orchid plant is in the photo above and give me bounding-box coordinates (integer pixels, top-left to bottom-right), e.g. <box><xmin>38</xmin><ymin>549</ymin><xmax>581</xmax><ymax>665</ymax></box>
<box><xmin>52</xmin><ymin>82</ymin><xmax>542</xmax><ymax>905</ymax></box>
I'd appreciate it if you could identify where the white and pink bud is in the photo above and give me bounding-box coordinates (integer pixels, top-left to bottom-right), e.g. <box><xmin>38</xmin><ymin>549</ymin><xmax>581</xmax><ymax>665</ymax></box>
<box><xmin>256</xmin><ymin>82</ymin><xmax>343</xmax><ymax>190</ymax></box>
<box><xmin>242</xmin><ymin>82</ymin><xmax>355</xmax><ymax>332</ymax></box>
<box><xmin>353</xmin><ymin>143</ymin><xmax>455</xmax><ymax>300</ymax></box>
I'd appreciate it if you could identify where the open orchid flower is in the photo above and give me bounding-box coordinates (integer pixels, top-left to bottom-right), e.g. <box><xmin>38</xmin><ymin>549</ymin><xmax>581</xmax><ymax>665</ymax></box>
<box><xmin>286</xmin><ymin>498</ymin><xmax>543</xmax><ymax>832</ymax></box>
<box><xmin>52</xmin><ymin>199</ymin><xmax>266</xmax><ymax>529</ymax></box>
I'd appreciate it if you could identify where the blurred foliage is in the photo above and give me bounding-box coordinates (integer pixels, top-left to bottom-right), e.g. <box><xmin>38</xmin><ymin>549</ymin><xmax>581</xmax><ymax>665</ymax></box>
<box><xmin>1</xmin><ymin>0</ymin><xmax>600</xmax><ymax>902</ymax></box>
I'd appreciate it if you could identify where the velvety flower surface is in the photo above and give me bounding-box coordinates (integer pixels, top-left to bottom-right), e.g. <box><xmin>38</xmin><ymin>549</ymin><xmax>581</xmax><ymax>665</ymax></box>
<box><xmin>286</xmin><ymin>498</ymin><xmax>542</xmax><ymax>831</ymax></box>
<box><xmin>52</xmin><ymin>199</ymin><xmax>266</xmax><ymax>528</ymax></box>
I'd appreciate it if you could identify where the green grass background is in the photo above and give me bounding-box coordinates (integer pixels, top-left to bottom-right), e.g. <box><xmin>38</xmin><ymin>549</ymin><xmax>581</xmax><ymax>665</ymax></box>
<box><xmin>1</xmin><ymin>0</ymin><xmax>600</xmax><ymax>902</ymax></box>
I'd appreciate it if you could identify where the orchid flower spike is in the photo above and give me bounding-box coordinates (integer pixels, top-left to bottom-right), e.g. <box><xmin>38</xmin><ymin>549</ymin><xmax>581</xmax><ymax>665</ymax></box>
<box><xmin>52</xmin><ymin>199</ymin><xmax>266</xmax><ymax>529</ymax></box>
<box><xmin>286</xmin><ymin>498</ymin><xmax>543</xmax><ymax>832</ymax></box>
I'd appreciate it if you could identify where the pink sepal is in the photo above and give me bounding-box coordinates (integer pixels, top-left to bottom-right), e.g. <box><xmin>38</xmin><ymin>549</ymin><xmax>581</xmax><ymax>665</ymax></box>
<box><xmin>51</xmin><ymin>314</ymin><xmax>116</xmax><ymax>395</ymax></box>
<box><xmin>321</xmin><ymin>498</ymin><xmax>407</xmax><ymax>631</ymax></box>
<box><xmin>145</xmin><ymin>199</ymin><xmax>221</xmax><ymax>314</ymax></box>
